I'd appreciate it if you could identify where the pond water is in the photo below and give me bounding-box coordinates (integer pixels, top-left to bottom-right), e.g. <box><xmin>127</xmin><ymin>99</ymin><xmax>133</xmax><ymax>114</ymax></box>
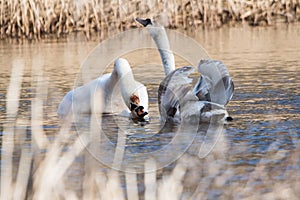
<box><xmin>1</xmin><ymin>23</ymin><xmax>300</xmax><ymax>199</ymax></box>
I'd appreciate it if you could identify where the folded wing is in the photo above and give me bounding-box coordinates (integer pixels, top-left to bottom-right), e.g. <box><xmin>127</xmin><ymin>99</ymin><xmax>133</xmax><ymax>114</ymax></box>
<box><xmin>193</xmin><ymin>59</ymin><xmax>234</xmax><ymax>106</ymax></box>
<box><xmin>158</xmin><ymin>66</ymin><xmax>194</xmax><ymax>120</ymax></box>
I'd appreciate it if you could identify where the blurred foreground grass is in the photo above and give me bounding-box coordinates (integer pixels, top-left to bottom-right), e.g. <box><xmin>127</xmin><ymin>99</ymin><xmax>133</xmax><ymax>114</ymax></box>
<box><xmin>1</xmin><ymin>58</ymin><xmax>300</xmax><ymax>200</ymax></box>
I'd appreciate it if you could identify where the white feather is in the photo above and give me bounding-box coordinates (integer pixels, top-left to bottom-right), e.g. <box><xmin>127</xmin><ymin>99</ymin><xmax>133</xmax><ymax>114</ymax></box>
<box><xmin>147</xmin><ymin>24</ymin><xmax>175</xmax><ymax>76</ymax></box>
<box><xmin>57</xmin><ymin>58</ymin><xmax>149</xmax><ymax>120</ymax></box>
<box><xmin>138</xmin><ymin>18</ymin><xmax>234</xmax><ymax>123</ymax></box>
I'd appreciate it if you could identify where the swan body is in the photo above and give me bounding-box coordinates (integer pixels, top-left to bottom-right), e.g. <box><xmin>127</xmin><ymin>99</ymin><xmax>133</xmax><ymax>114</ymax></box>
<box><xmin>57</xmin><ymin>58</ymin><xmax>149</xmax><ymax>122</ymax></box>
<box><xmin>158</xmin><ymin>65</ymin><xmax>231</xmax><ymax>123</ymax></box>
<box><xmin>136</xmin><ymin>18</ymin><xmax>234</xmax><ymax>123</ymax></box>
<box><xmin>181</xmin><ymin>100</ymin><xmax>229</xmax><ymax>123</ymax></box>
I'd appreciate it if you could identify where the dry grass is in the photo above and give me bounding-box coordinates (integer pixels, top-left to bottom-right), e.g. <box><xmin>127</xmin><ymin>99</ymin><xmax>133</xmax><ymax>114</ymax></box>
<box><xmin>1</xmin><ymin>58</ymin><xmax>300</xmax><ymax>199</ymax></box>
<box><xmin>0</xmin><ymin>0</ymin><xmax>300</xmax><ymax>40</ymax></box>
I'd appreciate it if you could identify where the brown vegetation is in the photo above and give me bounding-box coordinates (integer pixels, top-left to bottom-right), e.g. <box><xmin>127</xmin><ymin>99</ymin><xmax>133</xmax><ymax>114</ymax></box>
<box><xmin>0</xmin><ymin>0</ymin><xmax>300</xmax><ymax>40</ymax></box>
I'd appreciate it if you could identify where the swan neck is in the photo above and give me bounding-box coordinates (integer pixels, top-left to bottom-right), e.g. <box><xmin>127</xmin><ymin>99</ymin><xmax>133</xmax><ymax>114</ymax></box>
<box><xmin>113</xmin><ymin>58</ymin><xmax>137</xmax><ymax>107</ymax></box>
<box><xmin>148</xmin><ymin>26</ymin><xmax>175</xmax><ymax>76</ymax></box>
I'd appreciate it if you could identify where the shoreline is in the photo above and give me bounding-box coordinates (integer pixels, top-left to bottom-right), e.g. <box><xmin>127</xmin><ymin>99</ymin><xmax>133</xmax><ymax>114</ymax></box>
<box><xmin>1</xmin><ymin>21</ymin><xmax>299</xmax><ymax>44</ymax></box>
<box><xmin>0</xmin><ymin>0</ymin><xmax>299</xmax><ymax>40</ymax></box>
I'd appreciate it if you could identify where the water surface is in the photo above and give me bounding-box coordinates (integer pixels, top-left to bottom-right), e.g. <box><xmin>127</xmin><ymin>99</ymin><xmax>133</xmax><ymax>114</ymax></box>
<box><xmin>1</xmin><ymin>24</ymin><xmax>299</xmax><ymax>198</ymax></box>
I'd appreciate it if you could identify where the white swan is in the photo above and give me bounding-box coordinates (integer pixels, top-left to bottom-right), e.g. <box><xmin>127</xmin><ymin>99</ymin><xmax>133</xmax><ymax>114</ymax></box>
<box><xmin>135</xmin><ymin>18</ymin><xmax>175</xmax><ymax>76</ymax></box>
<box><xmin>136</xmin><ymin>18</ymin><xmax>234</xmax><ymax>123</ymax></box>
<box><xmin>57</xmin><ymin>58</ymin><xmax>149</xmax><ymax>122</ymax></box>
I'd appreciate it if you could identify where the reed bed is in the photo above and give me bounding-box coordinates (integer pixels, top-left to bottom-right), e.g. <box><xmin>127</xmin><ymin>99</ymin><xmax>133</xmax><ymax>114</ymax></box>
<box><xmin>1</xmin><ymin>58</ymin><xmax>300</xmax><ymax>199</ymax></box>
<box><xmin>0</xmin><ymin>0</ymin><xmax>299</xmax><ymax>40</ymax></box>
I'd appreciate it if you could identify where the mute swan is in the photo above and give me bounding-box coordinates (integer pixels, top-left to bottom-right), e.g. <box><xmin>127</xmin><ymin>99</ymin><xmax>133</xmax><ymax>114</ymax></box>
<box><xmin>158</xmin><ymin>62</ymin><xmax>234</xmax><ymax>123</ymax></box>
<box><xmin>57</xmin><ymin>58</ymin><xmax>149</xmax><ymax>122</ymax></box>
<box><xmin>136</xmin><ymin>18</ymin><xmax>234</xmax><ymax>123</ymax></box>
<box><xmin>136</xmin><ymin>18</ymin><xmax>175</xmax><ymax>76</ymax></box>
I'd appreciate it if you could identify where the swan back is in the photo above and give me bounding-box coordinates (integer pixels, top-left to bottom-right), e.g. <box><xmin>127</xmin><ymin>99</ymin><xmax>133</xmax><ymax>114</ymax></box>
<box><xmin>181</xmin><ymin>101</ymin><xmax>229</xmax><ymax>123</ymax></box>
<box><xmin>158</xmin><ymin>64</ymin><xmax>232</xmax><ymax>123</ymax></box>
<box><xmin>158</xmin><ymin>66</ymin><xmax>194</xmax><ymax>120</ymax></box>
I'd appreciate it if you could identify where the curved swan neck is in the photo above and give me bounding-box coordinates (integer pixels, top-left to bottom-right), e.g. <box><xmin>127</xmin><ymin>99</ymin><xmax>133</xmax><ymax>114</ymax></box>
<box><xmin>113</xmin><ymin>58</ymin><xmax>137</xmax><ymax>107</ymax></box>
<box><xmin>148</xmin><ymin>26</ymin><xmax>175</xmax><ymax>76</ymax></box>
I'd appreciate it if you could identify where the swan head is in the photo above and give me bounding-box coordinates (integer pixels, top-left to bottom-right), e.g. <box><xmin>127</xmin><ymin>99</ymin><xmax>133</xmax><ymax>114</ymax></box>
<box><xmin>135</xmin><ymin>18</ymin><xmax>153</xmax><ymax>27</ymax></box>
<box><xmin>129</xmin><ymin>94</ymin><xmax>149</xmax><ymax>123</ymax></box>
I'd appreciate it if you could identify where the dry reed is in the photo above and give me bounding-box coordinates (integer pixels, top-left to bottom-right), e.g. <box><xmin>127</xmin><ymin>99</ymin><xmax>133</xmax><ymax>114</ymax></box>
<box><xmin>1</xmin><ymin>58</ymin><xmax>300</xmax><ymax>199</ymax></box>
<box><xmin>0</xmin><ymin>0</ymin><xmax>299</xmax><ymax>40</ymax></box>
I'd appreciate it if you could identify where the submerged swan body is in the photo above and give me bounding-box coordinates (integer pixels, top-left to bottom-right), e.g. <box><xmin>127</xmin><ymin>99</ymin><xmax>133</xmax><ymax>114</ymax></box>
<box><xmin>57</xmin><ymin>58</ymin><xmax>149</xmax><ymax>122</ymax></box>
<box><xmin>136</xmin><ymin>18</ymin><xmax>234</xmax><ymax>123</ymax></box>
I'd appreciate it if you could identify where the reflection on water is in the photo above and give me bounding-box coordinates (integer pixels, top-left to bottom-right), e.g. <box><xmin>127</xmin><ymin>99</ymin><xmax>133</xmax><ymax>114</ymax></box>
<box><xmin>1</xmin><ymin>24</ymin><xmax>300</xmax><ymax>198</ymax></box>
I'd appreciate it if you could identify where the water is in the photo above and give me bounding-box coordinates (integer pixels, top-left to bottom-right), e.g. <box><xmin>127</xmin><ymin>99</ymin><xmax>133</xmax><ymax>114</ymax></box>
<box><xmin>1</xmin><ymin>24</ymin><xmax>300</xmax><ymax>198</ymax></box>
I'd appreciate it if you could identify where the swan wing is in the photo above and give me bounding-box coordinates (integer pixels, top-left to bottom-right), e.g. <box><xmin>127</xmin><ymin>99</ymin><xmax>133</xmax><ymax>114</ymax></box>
<box><xmin>158</xmin><ymin>66</ymin><xmax>194</xmax><ymax>119</ymax></box>
<box><xmin>193</xmin><ymin>59</ymin><xmax>234</xmax><ymax>105</ymax></box>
